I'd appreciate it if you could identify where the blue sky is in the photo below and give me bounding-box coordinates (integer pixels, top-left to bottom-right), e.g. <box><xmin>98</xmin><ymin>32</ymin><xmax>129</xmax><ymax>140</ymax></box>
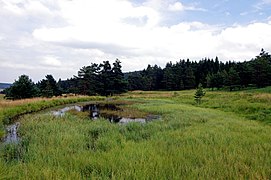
<box><xmin>0</xmin><ymin>0</ymin><xmax>271</xmax><ymax>83</ymax></box>
<box><xmin>151</xmin><ymin>0</ymin><xmax>271</xmax><ymax>25</ymax></box>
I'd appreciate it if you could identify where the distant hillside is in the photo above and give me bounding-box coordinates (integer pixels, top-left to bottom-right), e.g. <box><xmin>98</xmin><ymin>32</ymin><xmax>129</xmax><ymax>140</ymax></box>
<box><xmin>0</xmin><ymin>83</ymin><xmax>12</xmax><ymax>90</ymax></box>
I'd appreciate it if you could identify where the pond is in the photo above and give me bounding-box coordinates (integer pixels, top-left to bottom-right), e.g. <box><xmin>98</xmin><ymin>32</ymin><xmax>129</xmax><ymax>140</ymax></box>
<box><xmin>52</xmin><ymin>103</ymin><xmax>161</xmax><ymax>124</ymax></box>
<box><xmin>52</xmin><ymin>105</ymin><xmax>82</xmax><ymax>117</ymax></box>
<box><xmin>2</xmin><ymin>103</ymin><xmax>160</xmax><ymax>144</ymax></box>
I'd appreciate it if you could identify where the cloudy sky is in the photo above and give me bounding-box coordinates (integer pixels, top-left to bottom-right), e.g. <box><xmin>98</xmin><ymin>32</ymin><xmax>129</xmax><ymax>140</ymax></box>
<box><xmin>1</xmin><ymin>0</ymin><xmax>271</xmax><ymax>83</ymax></box>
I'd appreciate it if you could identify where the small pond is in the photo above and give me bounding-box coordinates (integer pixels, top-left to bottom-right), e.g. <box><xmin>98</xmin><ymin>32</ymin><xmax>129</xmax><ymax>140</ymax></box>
<box><xmin>1</xmin><ymin>103</ymin><xmax>160</xmax><ymax>144</ymax></box>
<box><xmin>52</xmin><ymin>103</ymin><xmax>161</xmax><ymax>124</ymax></box>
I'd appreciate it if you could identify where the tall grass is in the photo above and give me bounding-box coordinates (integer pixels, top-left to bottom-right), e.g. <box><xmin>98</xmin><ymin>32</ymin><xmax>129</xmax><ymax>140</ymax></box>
<box><xmin>0</xmin><ymin>96</ymin><xmax>105</xmax><ymax>138</ymax></box>
<box><xmin>0</xmin><ymin>92</ymin><xmax>271</xmax><ymax>179</ymax></box>
<box><xmin>125</xmin><ymin>87</ymin><xmax>271</xmax><ymax>123</ymax></box>
<box><xmin>0</xmin><ymin>94</ymin><xmax>4</xmax><ymax>100</ymax></box>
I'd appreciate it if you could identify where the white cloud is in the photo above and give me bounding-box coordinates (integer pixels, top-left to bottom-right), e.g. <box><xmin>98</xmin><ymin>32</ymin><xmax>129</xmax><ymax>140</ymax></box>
<box><xmin>217</xmin><ymin>21</ymin><xmax>271</xmax><ymax>60</ymax></box>
<box><xmin>254</xmin><ymin>0</ymin><xmax>271</xmax><ymax>10</ymax></box>
<box><xmin>168</xmin><ymin>2</ymin><xmax>185</xmax><ymax>11</ymax></box>
<box><xmin>225</xmin><ymin>12</ymin><xmax>231</xmax><ymax>16</ymax></box>
<box><xmin>40</xmin><ymin>56</ymin><xmax>62</xmax><ymax>67</ymax></box>
<box><xmin>262</xmin><ymin>0</ymin><xmax>271</xmax><ymax>4</ymax></box>
<box><xmin>1</xmin><ymin>0</ymin><xmax>54</xmax><ymax>17</ymax></box>
<box><xmin>168</xmin><ymin>1</ymin><xmax>207</xmax><ymax>12</ymax></box>
<box><xmin>240</xmin><ymin>12</ymin><xmax>248</xmax><ymax>16</ymax></box>
<box><xmin>0</xmin><ymin>0</ymin><xmax>271</xmax><ymax>82</ymax></box>
<box><xmin>24</xmin><ymin>1</ymin><xmax>53</xmax><ymax>16</ymax></box>
<box><xmin>57</xmin><ymin>0</ymin><xmax>160</xmax><ymax>28</ymax></box>
<box><xmin>143</xmin><ymin>0</ymin><xmax>167</xmax><ymax>10</ymax></box>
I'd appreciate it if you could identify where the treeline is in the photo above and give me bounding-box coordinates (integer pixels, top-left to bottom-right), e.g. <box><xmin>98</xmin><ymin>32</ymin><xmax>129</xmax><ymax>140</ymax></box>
<box><xmin>4</xmin><ymin>49</ymin><xmax>271</xmax><ymax>99</ymax></box>
<box><xmin>126</xmin><ymin>49</ymin><xmax>271</xmax><ymax>91</ymax></box>
<box><xmin>4</xmin><ymin>60</ymin><xmax>127</xmax><ymax>99</ymax></box>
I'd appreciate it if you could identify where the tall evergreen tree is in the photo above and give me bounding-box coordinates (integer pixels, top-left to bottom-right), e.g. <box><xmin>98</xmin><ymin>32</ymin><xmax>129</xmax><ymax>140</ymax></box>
<box><xmin>236</xmin><ymin>62</ymin><xmax>252</xmax><ymax>87</ymax></box>
<box><xmin>251</xmin><ymin>49</ymin><xmax>271</xmax><ymax>88</ymax></box>
<box><xmin>5</xmin><ymin>75</ymin><xmax>37</xmax><ymax>99</ymax></box>
<box><xmin>223</xmin><ymin>67</ymin><xmax>240</xmax><ymax>91</ymax></box>
<box><xmin>37</xmin><ymin>75</ymin><xmax>60</xmax><ymax>97</ymax></box>
<box><xmin>111</xmin><ymin>59</ymin><xmax>127</xmax><ymax>94</ymax></box>
<box><xmin>184</xmin><ymin>67</ymin><xmax>196</xmax><ymax>89</ymax></box>
<box><xmin>77</xmin><ymin>63</ymin><xmax>100</xmax><ymax>95</ymax></box>
<box><xmin>162</xmin><ymin>62</ymin><xmax>175</xmax><ymax>90</ymax></box>
<box><xmin>127</xmin><ymin>72</ymin><xmax>144</xmax><ymax>90</ymax></box>
<box><xmin>99</xmin><ymin>61</ymin><xmax>113</xmax><ymax>96</ymax></box>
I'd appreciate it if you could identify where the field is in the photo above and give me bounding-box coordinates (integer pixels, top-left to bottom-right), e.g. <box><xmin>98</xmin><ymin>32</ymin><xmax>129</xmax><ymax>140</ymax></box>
<box><xmin>0</xmin><ymin>88</ymin><xmax>271</xmax><ymax>179</ymax></box>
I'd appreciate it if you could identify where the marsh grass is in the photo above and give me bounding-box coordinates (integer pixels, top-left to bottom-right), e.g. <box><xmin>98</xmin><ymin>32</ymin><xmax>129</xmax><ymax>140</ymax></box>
<box><xmin>125</xmin><ymin>87</ymin><xmax>271</xmax><ymax>123</ymax></box>
<box><xmin>100</xmin><ymin>105</ymin><xmax>148</xmax><ymax>119</ymax></box>
<box><xmin>0</xmin><ymin>94</ymin><xmax>271</xmax><ymax>179</ymax></box>
<box><xmin>0</xmin><ymin>96</ymin><xmax>104</xmax><ymax>138</ymax></box>
<box><xmin>0</xmin><ymin>89</ymin><xmax>271</xmax><ymax>179</ymax></box>
<box><xmin>0</xmin><ymin>94</ymin><xmax>4</xmax><ymax>100</ymax></box>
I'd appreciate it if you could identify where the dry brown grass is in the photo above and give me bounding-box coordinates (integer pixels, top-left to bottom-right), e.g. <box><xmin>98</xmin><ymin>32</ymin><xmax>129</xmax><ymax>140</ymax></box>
<box><xmin>124</xmin><ymin>91</ymin><xmax>174</xmax><ymax>98</ymax></box>
<box><xmin>68</xmin><ymin>109</ymin><xmax>90</xmax><ymax>119</ymax></box>
<box><xmin>100</xmin><ymin>106</ymin><xmax>148</xmax><ymax>119</ymax></box>
<box><xmin>0</xmin><ymin>95</ymin><xmax>91</xmax><ymax>110</ymax></box>
<box><xmin>252</xmin><ymin>93</ymin><xmax>271</xmax><ymax>103</ymax></box>
<box><xmin>0</xmin><ymin>94</ymin><xmax>4</xmax><ymax>100</ymax></box>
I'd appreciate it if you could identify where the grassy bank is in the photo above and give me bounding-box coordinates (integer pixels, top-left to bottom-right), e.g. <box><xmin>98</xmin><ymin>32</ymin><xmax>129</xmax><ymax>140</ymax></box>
<box><xmin>0</xmin><ymin>95</ymin><xmax>104</xmax><ymax>138</ymax></box>
<box><xmin>125</xmin><ymin>86</ymin><xmax>271</xmax><ymax>123</ymax></box>
<box><xmin>0</xmin><ymin>89</ymin><xmax>271</xmax><ymax>178</ymax></box>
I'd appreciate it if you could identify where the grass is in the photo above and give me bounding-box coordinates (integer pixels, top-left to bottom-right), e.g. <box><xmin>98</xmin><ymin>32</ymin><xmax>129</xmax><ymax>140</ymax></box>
<box><xmin>0</xmin><ymin>88</ymin><xmax>271</xmax><ymax>179</ymax></box>
<box><xmin>0</xmin><ymin>95</ymin><xmax>105</xmax><ymax>138</ymax></box>
<box><xmin>0</xmin><ymin>94</ymin><xmax>4</xmax><ymax>100</ymax></box>
<box><xmin>125</xmin><ymin>86</ymin><xmax>271</xmax><ymax>124</ymax></box>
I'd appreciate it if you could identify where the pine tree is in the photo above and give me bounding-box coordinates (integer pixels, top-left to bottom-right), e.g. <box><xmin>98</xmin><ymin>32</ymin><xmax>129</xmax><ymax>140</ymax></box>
<box><xmin>251</xmin><ymin>49</ymin><xmax>271</xmax><ymax>88</ymax></box>
<box><xmin>194</xmin><ymin>83</ymin><xmax>205</xmax><ymax>104</ymax></box>
<box><xmin>184</xmin><ymin>67</ymin><xmax>196</xmax><ymax>89</ymax></box>
<box><xmin>37</xmin><ymin>75</ymin><xmax>60</xmax><ymax>97</ymax></box>
<box><xmin>206</xmin><ymin>73</ymin><xmax>215</xmax><ymax>90</ymax></box>
<box><xmin>77</xmin><ymin>63</ymin><xmax>100</xmax><ymax>95</ymax></box>
<box><xmin>99</xmin><ymin>61</ymin><xmax>113</xmax><ymax>96</ymax></box>
<box><xmin>111</xmin><ymin>59</ymin><xmax>127</xmax><ymax>94</ymax></box>
<box><xmin>227</xmin><ymin>67</ymin><xmax>241</xmax><ymax>91</ymax></box>
<box><xmin>5</xmin><ymin>75</ymin><xmax>37</xmax><ymax>99</ymax></box>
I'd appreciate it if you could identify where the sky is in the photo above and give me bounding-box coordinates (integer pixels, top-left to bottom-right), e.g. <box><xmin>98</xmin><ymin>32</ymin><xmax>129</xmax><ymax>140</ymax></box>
<box><xmin>0</xmin><ymin>0</ymin><xmax>271</xmax><ymax>83</ymax></box>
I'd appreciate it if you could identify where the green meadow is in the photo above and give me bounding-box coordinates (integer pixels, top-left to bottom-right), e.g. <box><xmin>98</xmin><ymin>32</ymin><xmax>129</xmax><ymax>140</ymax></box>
<box><xmin>0</xmin><ymin>88</ymin><xmax>271</xmax><ymax>179</ymax></box>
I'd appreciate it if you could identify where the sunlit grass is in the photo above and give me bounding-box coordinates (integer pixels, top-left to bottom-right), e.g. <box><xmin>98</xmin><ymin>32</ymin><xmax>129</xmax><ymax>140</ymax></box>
<box><xmin>124</xmin><ymin>87</ymin><xmax>271</xmax><ymax>124</ymax></box>
<box><xmin>0</xmin><ymin>94</ymin><xmax>4</xmax><ymax>100</ymax></box>
<box><xmin>0</xmin><ymin>95</ymin><xmax>105</xmax><ymax>138</ymax></box>
<box><xmin>0</xmin><ymin>88</ymin><xmax>271</xmax><ymax>178</ymax></box>
<box><xmin>1</xmin><ymin>99</ymin><xmax>270</xmax><ymax>179</ymax></box>
<box><xmin>0</xmin><ymin>95</ymin><xmax>99</xmax><ymax>109</ymax></box>
<box><xmin>252</xmin><ymin>93</ymin><xmax>271</xmax><ymax>103</ymax></box>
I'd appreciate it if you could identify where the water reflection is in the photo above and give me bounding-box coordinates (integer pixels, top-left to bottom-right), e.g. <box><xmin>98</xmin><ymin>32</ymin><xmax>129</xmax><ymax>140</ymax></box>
<box><xmin>52</xmin><ymin>105</ymin><xmax>82</xmax><ymax>117</ymax></box>
<box><xmin>52</xmin><ymin>104</ymin><xmax>161</xmax><ymax>124</ymax></box>
<box><xmin>4</xmin><ymin>122</ymin><xmax>20</xmax><ymax>144</ymax></box>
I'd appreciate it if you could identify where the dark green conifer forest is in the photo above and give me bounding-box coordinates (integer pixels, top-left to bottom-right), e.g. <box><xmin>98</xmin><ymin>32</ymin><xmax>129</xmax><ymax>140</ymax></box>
<box><xmin>4</xmin><ymin>49</ymin><xmax>271</xmax><ymax>99</ymax></box>
<box><xmin>126</xmin><ymin>49</ymin><xmax>271</xmax><ymax>91</ymax></box>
